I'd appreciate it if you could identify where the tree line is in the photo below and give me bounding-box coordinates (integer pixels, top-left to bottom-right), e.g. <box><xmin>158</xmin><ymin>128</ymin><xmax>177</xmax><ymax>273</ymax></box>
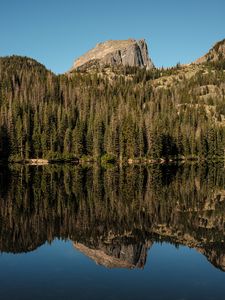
<box><xmin>0</xmin><ymin>55</ymin><xmax>225</xmax><ymax>161</ymax></box>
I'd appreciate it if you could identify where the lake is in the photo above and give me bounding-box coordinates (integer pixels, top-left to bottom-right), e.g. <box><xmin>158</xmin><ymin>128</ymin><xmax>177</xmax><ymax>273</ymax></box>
<box><xmin>0</xmin><ymin>163</ymin><xmax>225</xmax><ymax>300</ymax></box>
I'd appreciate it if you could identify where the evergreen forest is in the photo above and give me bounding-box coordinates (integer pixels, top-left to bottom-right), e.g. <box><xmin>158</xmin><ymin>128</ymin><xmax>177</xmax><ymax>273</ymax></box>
<box><xmin>0</xmin><ymin>55</ymin><xmax>225</xmax><ymax>162</ymax></box>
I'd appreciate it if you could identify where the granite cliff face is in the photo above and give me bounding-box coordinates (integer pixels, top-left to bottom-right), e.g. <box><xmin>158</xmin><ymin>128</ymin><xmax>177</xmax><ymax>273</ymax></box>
<box><xmin>74</xmin><ymin>238</ymin><xmax>151</xmax><ymax>269</ymax></box>
<box><xmin>70</xmin><ymin>39</ymin><xmax>154</xmax><ymax>71</ymax></box>
<box><xmin>73</xmin><ymin>239</ymin><xmax>225</xmax><ymax>271</ymax></box>
<box><xmin>195</xmin><ymin>39</ymin><xmax>225</xmax><ymax>64</ymax></box>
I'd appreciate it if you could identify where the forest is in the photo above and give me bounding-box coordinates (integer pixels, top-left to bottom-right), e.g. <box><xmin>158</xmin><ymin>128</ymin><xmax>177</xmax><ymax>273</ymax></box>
<box><xmin>0</xmin><ymin>55</ymin><xmax>225</xmax><ymax>162</ymax></box>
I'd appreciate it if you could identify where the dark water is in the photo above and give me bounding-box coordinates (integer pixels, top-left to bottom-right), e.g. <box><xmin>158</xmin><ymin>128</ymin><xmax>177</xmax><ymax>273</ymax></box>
<box><xmin>0</xmin><ymin>163</ymin><xmax>225</xmax><ymax>300</ymax></box>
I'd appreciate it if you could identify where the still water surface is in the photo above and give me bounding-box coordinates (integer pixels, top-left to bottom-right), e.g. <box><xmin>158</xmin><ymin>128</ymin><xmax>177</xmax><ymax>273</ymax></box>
<box><xmin>0</xmin><ymin>164</ymin><xmax>224</xmax><ymax>299</ymax></box>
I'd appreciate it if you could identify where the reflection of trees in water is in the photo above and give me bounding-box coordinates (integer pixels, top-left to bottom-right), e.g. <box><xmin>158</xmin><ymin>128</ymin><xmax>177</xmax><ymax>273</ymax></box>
<box><xmin>0</xmin><ymin>163</ymin><xmax>225</xmax><ymax>270</ymax></box>
<box><xmin>0</xmin><ymin>165</ymin><xmax>10</xmax><ymax>197</ymax></box>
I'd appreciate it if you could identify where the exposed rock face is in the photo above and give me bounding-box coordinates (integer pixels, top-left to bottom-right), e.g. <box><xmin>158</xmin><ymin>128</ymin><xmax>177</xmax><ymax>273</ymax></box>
<box><xmin>195</xmin><ymin>39</ymin><xmax>225</xmax><ymax>64</ymax></box>
<box><xmin>197</xmin><ymin>247</ymin><xmax>225</xmax><ymax>272</ymax></box>
<box><xmin>70</xmin><ymin>39</ymin><xmax>154</xmax><ymax>71</ymax></box>
<box><xmin>73</xmin><ymin>238</ymin><xmax>152</xmax><ymax>269</ymax></box>
<box><xmin>73</xmin><ymin>237</ymin><xmax>225</xmax><ymax>271</ymax></box>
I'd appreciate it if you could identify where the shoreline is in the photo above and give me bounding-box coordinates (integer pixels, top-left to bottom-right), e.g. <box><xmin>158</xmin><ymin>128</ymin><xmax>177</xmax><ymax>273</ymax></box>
<box><xmin>0</xmin><ymin>157</ymin><xmax>224</xmax><ymax>166</ymax></box>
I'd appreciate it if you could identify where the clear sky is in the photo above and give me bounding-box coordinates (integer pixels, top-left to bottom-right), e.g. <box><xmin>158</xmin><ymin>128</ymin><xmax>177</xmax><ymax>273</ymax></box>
<box><xmin>0</xmin><ymin>0</ymin><xmax>224</xmax><ymax>74</ymax></box>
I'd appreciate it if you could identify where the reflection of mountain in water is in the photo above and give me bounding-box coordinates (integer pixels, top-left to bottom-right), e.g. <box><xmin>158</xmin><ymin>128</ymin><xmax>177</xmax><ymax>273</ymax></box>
<box><xmin>74</xmin><ymin>238</ymin><xmax>151</xmax><ymax>269</ymax></box>
<box><xmin>0</xmin><ymin>164</ymin><xmax>225</xmax><ymax>271</ymax></box>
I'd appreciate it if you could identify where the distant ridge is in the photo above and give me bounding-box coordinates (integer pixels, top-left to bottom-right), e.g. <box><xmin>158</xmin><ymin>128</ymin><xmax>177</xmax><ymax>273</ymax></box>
<box><xmin>195</xmin><ymin>38</ymin><xmax>225</xmax><ymax>64</ymax></box>
<box><xmin>69</xmin><ymin>38</ymin><xmax>154</xmax><ymax>71</ymax></box>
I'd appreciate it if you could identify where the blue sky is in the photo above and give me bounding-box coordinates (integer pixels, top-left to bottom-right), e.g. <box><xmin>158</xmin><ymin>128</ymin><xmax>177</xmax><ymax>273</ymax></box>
<box><xmin>0</xmin><ymin>0</ymin><xmax>224</xmax><ymax>73</ymax></box>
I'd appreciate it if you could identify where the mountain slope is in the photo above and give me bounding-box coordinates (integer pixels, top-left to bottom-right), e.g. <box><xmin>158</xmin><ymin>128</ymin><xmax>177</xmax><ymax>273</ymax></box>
<box><xmin>69</xmin><ymin>39</ymin><xmax>154</xmax><ymax>72</ymax></box>
<box><xmin>0</xmin><ymin>39</ymin><xmax>225</xmax><ymax>162</ymax></box>
<box><xmin>195</xmin><ymin>39</ymin><xmax>225</xmax><ymax>64</ymax></box>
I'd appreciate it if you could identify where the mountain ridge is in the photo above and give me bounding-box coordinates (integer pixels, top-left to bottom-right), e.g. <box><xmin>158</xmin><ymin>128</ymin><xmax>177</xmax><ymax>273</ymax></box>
<box><xmin>1</xmin><ymin>37</ymin><xmax>225</xmax><ymax>74</ymax></box>
<box><xmin>69</xmin><ymin>38</ymin><xmax>154</xmax><ymax>72</ymax></box>
<box><xmin>195</xmin><ymin>39</ymin><xmax>225</xmax><ymax>64</ymax></box>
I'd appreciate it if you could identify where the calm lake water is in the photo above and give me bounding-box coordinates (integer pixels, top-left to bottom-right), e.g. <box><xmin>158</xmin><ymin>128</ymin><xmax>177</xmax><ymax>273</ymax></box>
<box><xmin>0</xmin><ymin>163</ymin><xmax>225</xmax><ymax>300</ymax></box>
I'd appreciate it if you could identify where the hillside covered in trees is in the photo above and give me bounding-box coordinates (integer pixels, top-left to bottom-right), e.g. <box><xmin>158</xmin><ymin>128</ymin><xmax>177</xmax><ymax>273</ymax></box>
<box><xmin>0</xmin><ymin>48</ymin><xmax>225</xmax><ymax>162</ymax></box>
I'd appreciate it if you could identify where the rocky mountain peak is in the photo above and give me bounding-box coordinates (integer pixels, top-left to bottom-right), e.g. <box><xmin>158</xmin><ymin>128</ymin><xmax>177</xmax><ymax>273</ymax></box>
<box><xmin>195</xmin><ymin>38</ymin><xmax>225</xmax><ymax>64</ymax></box>
<box><xmin>69</xmin><ymin>38</ymin><xmax>154</xmax><ymax>71</ymax></box>
<box><xmin>73</xmin><ymin>239</ymin><xmax>152</xmax><ymax>269</ymax></box>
